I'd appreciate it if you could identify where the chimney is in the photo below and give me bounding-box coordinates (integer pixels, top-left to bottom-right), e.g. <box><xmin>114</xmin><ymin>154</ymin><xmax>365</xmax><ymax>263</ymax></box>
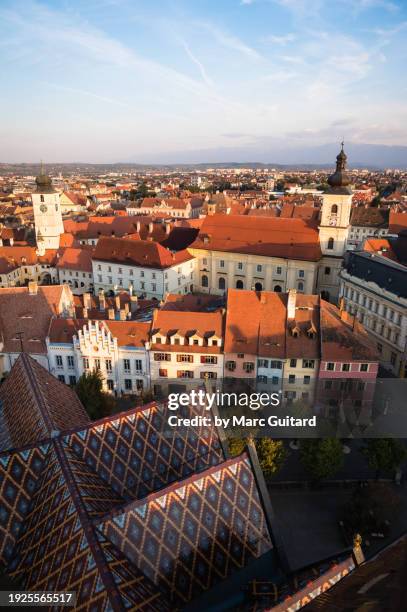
<box><xmin>148</xmin><ymin>222</ymin><xmax>154</xmax><ymax>233</ymax></box>
<box><xmin>108</xmin><ymin>308</ymin><xmax>115</xmax><ymax>320</ymax></box>
<box><xmin>165</xmin><ymin>222</ymin><xmax>171</xmax><ymax>235</ymax></box>
<box><xmin>98</xmin><ymin>290</ymin><xmax>106</xmax><ymax>311</ymax></box>
<box><xmin>124</xmin><ymin>302</ymin><xmax>129</xmax><ymax>314</ymax></box>
<box><xmin>136</xmin><ymin>221</ymin><xmax>141</xmax><ymax>232</ymax></box>
<box><xmin>287</xmin><ymin>289</ymin><xmax>297</xmax><ymax>320</ymax></box>
<box><xmin>83</xmin><ymin>293</ymin><xmax>91</xmax><ymax>309</ymax></box>
<box><xmin>119</xmin><ymin>309</ymin><xmax>126</xmax><ymax>321</ymax></box>
<box><xmin>130</xmin><ymin>295</ymin><xmax>138</xmax><ymax>314</ymax></box>
<box><xmin>115</xmin><ymin>295</ymin><xmax>121</xmax><ymax>310</ymax></box>
<box><xmin>9</xmin><ymin>237</ymin><xmax>14</xmax><ymax>246</ymax></box>
<box><xmin>82</xmin><ymin>307</ymin><xmax>88</xmax><ymax>319</ymax></box>
<box><xmin>28</xmin><ymin>281</ymin><xmax>38</xmax><ymax>295</ymax></box>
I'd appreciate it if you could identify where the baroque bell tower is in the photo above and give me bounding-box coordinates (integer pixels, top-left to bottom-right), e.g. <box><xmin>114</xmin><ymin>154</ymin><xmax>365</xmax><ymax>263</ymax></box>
<box><xmin>317</xmin><ymin>143</ymin><xmax>352</xmax><ymax>303</ymax></box>
<box><xmin>32</xmin><ymin>164</ymin><xmax>64</xmax><ymax>251</ymax></box>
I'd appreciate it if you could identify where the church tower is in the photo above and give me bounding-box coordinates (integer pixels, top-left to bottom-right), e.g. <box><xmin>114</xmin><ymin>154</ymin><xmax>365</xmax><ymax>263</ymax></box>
<box><xmin>317</xmin><ymin>144</ymin><xmax>352</xmax><ymax>303</ymax></box>
<box><xmin>32</xmin><ymin>166</ymin><xmax>64</xmax><ymax>250</ymax></box>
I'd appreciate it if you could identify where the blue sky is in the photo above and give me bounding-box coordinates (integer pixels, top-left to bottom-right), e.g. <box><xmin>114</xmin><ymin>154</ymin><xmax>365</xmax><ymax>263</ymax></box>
<box><xmin>1</xmin><ymin>0</ymin><xmax>406</xmax><ymax>162</ymax></box>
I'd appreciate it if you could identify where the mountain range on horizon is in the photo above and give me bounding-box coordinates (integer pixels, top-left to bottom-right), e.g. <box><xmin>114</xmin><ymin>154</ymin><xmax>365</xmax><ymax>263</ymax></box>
<box><xmin>127</xmin><ymin>141</ymin><xmax>407</xmax><ymax>169</ymax></box>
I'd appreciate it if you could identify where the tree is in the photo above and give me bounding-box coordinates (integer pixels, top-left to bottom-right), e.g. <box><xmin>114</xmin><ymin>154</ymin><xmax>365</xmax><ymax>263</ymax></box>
<box><xmin>361</xmin><ymin>439</ymin><xmax>407</xmax><ymax>480</ymax></box>
<box><xmin>255</xmin><ymin>438</ymin><xmax>286</xmax><ymax>476</ymax></box>
<box><xmin>228</xmin><ymin>437</ymin><xmax>248</xmax><ymax>457</ymax></box>
<box><xmin>300</xmin><ymin>438</ymin><xmax>344</xmax><ymax>482</ymax></box>
<box><xmin>75</xmin><ymin>370</ymin><xmax>115</xmax><ymax>420</ymax></box>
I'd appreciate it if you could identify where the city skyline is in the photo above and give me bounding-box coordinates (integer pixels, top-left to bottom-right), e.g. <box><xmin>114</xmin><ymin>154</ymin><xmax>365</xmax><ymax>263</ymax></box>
<box><xmin>1</xmin><ymin>0</ymin><xmax>407</xmax><ymax>163</ymax></box>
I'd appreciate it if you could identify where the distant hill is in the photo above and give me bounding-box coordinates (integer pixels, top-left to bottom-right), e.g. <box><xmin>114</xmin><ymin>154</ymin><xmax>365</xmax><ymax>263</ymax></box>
<box><xmin>0</xmin><ymin>141</ymin><xmax>406</xmax><ymax>175</ymax></box>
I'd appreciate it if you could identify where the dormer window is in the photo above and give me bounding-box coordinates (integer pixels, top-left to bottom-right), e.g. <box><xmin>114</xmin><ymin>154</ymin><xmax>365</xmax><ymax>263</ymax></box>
<box><xmin>155</xmin><ymin>336</ymin><xmax>163</xmax><ymax>344</ymax></box>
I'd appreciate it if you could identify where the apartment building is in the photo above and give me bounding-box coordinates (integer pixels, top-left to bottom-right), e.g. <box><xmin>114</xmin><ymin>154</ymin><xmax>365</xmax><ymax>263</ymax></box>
<box><xmin>56</xmin><ymin>247</ymin><xmax>94</xmax><ymax>294</ymax></box>
<box><xmin>340</xmin><ymin>250</ymin><xmax>407</xmax><ymax>376</ymax></box>
<box><xmin>47</xmin><ymin>318</ymin><xmax>150</xmax><ymax>395</ymax></box>
<box><xmin>149</xmin><ymin>308</ymin><xmax>224</xmax><ymax>395</ymax></box>
<box><xmin>0</xmin><ymin>246</ymin><xmax>58</xmax><ymax>287</ymax></box>
<box><xmin>92</xmin><ymin>236</ymin><xmax>195</xmax><ymax>299</ymax></box>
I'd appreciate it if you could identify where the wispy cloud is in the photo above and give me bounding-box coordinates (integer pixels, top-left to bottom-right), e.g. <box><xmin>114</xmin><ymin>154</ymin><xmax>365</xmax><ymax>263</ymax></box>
<box><xmin>196</xmin><ymin>20</ymin><xmax>262</xmax><ymax>60</ymax></box>
<box><xmin>180</xmin><ymin>40</ymin><xmax>214</xmax><ymax>87</ymax></box>
<box><xmin>263</xmin><ymin>33</ymin><xmax>297</xmax><ymax>45</ymax></box>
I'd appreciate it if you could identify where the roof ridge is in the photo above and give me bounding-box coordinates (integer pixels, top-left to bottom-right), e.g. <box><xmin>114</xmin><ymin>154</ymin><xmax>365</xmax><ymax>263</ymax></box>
<box><xmin>20</xmin><ymin>353</ymin><xmax>55</xmax><ymax>435</ymax></box>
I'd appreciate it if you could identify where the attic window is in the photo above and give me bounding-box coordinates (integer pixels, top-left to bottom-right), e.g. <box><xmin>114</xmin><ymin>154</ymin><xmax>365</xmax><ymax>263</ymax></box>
<box><xmin>291</xmin><ymin>325</ymin><xmax>301</xmax><ymax>338</ymax></box>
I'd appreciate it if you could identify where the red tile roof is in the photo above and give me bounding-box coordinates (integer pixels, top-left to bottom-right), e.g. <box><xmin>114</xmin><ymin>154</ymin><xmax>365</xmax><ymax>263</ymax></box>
<box><xmin>48</xmin><ymin>318</ymin><xmax>150</xmax><ymax>348</ymax></box>
<box><xmin>93</xmin><ymin>236</ymin><xmax>192</xmax><ymax>269</ymax></box>
<box><xmin>190</xmin><ymin>214</ymin><xmax>321</xmax><ymax>261</ymax></box>
<box><xmin>56</xmin><ymin>247</ymin><xmax>93</xmax><ymax>272</ymax></box>
<box><xmin>389</xmin><ymin>211</ymin><xmax>407</xmax><ymax>235</ymax></box>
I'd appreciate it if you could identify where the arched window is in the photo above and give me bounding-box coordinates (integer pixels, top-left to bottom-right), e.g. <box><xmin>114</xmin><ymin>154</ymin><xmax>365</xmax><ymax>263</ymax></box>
<box><xmin>298</xmin><ymin>282</ymin><xmax>304</xmax><ymax>292</ymax></box>
<box><xmin>274</xmin><ymin>285</ymin><xmax>282</xmax><ymax>293</ymax></box>
<box><xmin>236</xmin><ymin>280</ymin><xmax>244</xmax><ymax>289</ymax></box>
<box><xmin>327</xmin><ymin>237</ymin><xmax>334</xmax><ymax>250</ymax></box>
<box><xmin>254</xmin><ymin>282</ymin><xmax>263</xmax><ymax>291</ymax></box>
<box><xmin>201</xmin><ymin>275</ymin><xmax>208</xmax><ymax>287</ymax></box>
<box><xmin>331</xmin><ymin>204</ymin><xmax>338</xmax><ymax>214</ymax></box>
<box><xmin>218</xmin><ymin>277</ymin><xmax>226</xmax><ymax>291</ymax></box>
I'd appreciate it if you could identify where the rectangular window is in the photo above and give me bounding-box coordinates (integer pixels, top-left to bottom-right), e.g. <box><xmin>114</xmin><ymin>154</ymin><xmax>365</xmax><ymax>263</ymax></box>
<box><xmin>83</xmin><ymin>357</ymin><xmax>89</xmax><ymax>370</ymax></box>
<box><xmin>257</xmin><ymin>375</ymin><xmax>267</xmax><ymax>383</ymax></box>
<box><xmin>237</xmin><ymin>353</ymin><xmax>244</xmax><ymax>358</ymax></box>
<box><xmin>289</xmin><ymin>375</ymin><xmax>296</xmax><ymax>384</ymax></box>
<box><xmin>200</xmin><ymin>372</ymin><xmax>217</xmax><ymax>379</ymax></box>
<box><xmin>257</xmin><ymin>264</ymin><xmax>262</xmax><ymax>272</ymax></box>
<box><xmin>124</xmin><ymin>359</ymin><xmax>131</xmax><ymax>372</ymax></box>
<box><xmin>58</xmin><ymin>375</ymin><xmax>65</xmax><ymax>383</ymax></box>
<box><xmin>272</xmin><ymin>376</ymin><xmax>279</xmax><ymax>385</ymax></box>
<box><xmin>105</xmin><ymin>359</ymin><xmax>112</xmax><ymax>372</ymax></box>
<box><xmin>177</xmin><ymin>370</ymin><xmax>193</xmax><ymax>378</ymax></box>
<box><xmin>290</xmin><ymin>358</ymin><xmax>297</xmax><ymax>367</ymax></box>
<box><xmin>390</xmin><ymin>352</ymin><xmax>397</xmax><ymax>366</ymax></box>
<box><xmin>360</xmin><ymin>363</ymin><xmax>368</xmax><ymax>372</ymax></box>
<box><xmin>136</xmin><ymin>379</ymin><xmax>143</xmax><ymax>390</ymax></box>
<box><xmin>325</xmin><ymin>267</ymin><xmax>330</xmax><ymax>275</ymax></box>
<box><xmin>237</xmin><ymin>262</ymin><xmax>243</xmax><ymax>270</ymax></box>
<box><xmin>226</xmin><ymin>361</ymin><xmax>236</xmax><ymax>371</ymax></box>
<box><xmin>69</xmin><ymin>375</ymin><xmax>77</xmax><ymax>385</ymax></box>
<box><xmin>94</xmin><ymin>358</ymin><xmax>100</xmax><ymax>370</ymax></box>
<box><xmin>257</xmin><ymin>359</ymin><xmax>269</xmax><ymax>368</ymax></box>
<box><xmin>201</xmin><ymin>356</ymin><xmax>218</xmax><ymax>364</ymax></box>
<box><xmin>299</xmin><ymin>270</ymin><xmax>304</xmax><ymax>278</ymax></box>
<box><xmin>177</xmin><ymin>354</ymin><xmax>194</xmax><ymax>363</ymax></box>
<box><xmin>243</xmin><ymin>362</ymin><xmax>254</xmax><ymax>373</ymax></box>
<box><xmin>135</xmin><ymin>359</ymin><xmax>142</xmax><ymax>371</ymax></box>
<box><xmin>303</xmin><ymin>375</ymin><xmax>311</xmax><ymax>385</ymax></box>
<box><xmin>154</xmin><ymin>353</ymin><xmax>171</xmax><ymax>361</ymax></box>
<box><xmin>152</xmin><ymin>272</ymin><xmax>156</xmax><ymax>279</ymax></box>
<box><xmin>98</xmin><ymin>274</ymin><xmax>102</xmax><ymax>283</ymax></box>
<box><xmin>276</xmin><ymin>267</ymin><xmax>282</xmax><ymax>275</ymax></box>
<box><xmin>303</xmin><ymin>359</ymin><xmax>315</xmax><ymax>369</ymax></box>
<box><xmin>56</xmin><ymin>355</ymin><xmax>63</xmax><ymax>368</ymax></box>
<box><xmin>124</xmin><ymin>379</ymin><xmax>132</xmax><ymax>390</ymax></box>
<box><xmin>327</xmin><ymin>362</ymin><xmax>335</xmax><ymax>371</ymax></box>
<box><xmin>152</xmin><ymin>283</ymin><xmax>157</xmax><ymax>292</ymax></box>
<box><xmin>107</xmin><ymin>379</ymin><xmax>114</xmax><ymax>391</ymax></box>
<box><xmin>220</xmin><ymin>260</ymin><xmax>225</xmax><ymax>268</ymax></box>
<box><xmin>159</xmin><ymin>368</ymin><xmax>168</xmax><ymax>377</ymax></box>
<box><xmin>270</xmin><ymin>360</ymin><xmax>282</xmax><ymax>369</ymax></box>
<box><xmin>342</xmin><ymin>363</ymin><xmax>350</xmax><ymax>372</ymax></box>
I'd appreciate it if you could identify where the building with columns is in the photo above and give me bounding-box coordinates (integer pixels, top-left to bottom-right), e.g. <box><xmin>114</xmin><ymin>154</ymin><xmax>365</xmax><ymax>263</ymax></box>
<box><xmin>32</xmin><ymin>169</ymin><xmax>64</xmax><ymax>251</ymax></box>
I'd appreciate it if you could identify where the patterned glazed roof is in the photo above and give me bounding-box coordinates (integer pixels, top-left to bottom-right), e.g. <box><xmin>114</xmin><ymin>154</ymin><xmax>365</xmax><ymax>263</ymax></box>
<box><xmin>0</xmin><ymin>354</ymin><xmax>90</xmax><ymax>453</ymax></box>
<box><xmin>97</xmin><ymin>453</ymin><xmax>273</xmax><ymax>606</ymax></box>
<box><xmin>0</xmin><ymin>356</ymin><xmax>279</xmax><ymax>609</ymax></box>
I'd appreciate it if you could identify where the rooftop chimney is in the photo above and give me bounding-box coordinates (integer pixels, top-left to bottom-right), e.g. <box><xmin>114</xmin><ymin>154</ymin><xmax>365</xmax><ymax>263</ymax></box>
<box><xmin>287</xmin><ymin>289</ymin><xmax>297</xmax><ymax>320</ymax></box>
<box><xmin>28</xmin><ymin>281</ymin><xmax>38</xmax><ymax>295</ymax></box>
<box><xmin>83</xmin><ymin>293</ymin><xmax>91</xmax><ymax>310</ymax></box>
<box><xmin>108</xmin><ymin>308</ymin><xmax>115</xmax><ymax>320</ymax></box>
<box><xmin>165</xmin><ymin>222</ymin><xmax>171</xmax><ymax>235</ymax></box>
<box><xmin>130</xmin><ymin>295</ymin><xmax>138</xmax><ymax>314</ymax></box>
<box><xmin>98</xmin><ymin>290</ymin><xmax>106</xmax><ymax>311</ymax></box>
<box><xmin>148</xmin><ymin>222</ymin><xmax>154</xmax><ymax>233</ymax></box>
<box><xmin>136</xmin><ymin>221</ymin><xmax>141</xmax><ymax>232</ymax></box>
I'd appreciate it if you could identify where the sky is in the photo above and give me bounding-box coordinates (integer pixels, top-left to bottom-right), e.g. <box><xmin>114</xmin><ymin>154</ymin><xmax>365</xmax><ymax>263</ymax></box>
<box><xmin>1</xmin><ymin>0</ymin><xmax>407</xmax><ymax>163</ymax></box>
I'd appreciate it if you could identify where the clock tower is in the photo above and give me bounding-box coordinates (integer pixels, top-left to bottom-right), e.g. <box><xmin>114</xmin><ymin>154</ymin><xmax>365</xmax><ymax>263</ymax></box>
<box><xmin>317</xmin><ymin>143</ymin><xmax>352</xmax><ymax>303</ymax></box>
<box><xmin>32</xmin><ymin>167</ymin><xmax>64</xmax><ymax>250</ymax></box>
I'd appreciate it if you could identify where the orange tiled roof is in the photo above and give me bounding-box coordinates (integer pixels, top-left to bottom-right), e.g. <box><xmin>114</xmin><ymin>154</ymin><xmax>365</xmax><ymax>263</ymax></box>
<box><xmin>56</xmin><ymin>247</ymin><xmax>93</xmax><ymax>272</ymax></box>
<box><xmin>190</xmin><ymin>214</ymin><xmax>322</xmax><ymax>261</ymax></box>
<box><xmin>93</xmin><ymin>236</ymin><xmax>192</xmax><ymax>269</ymax></box>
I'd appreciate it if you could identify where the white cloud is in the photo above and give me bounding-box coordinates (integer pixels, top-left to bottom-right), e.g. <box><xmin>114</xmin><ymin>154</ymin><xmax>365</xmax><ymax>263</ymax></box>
<box><xmin>180</xmin><ymin>40</ymin><xmax>214</xmax><ymax>87</ymax></box>
<box><xmin>196</xmin><ymin>21</ymin><xmax>262</xmax><ymax>60</ymax></box>
<box><xmin>263</xmin><ymin>33</ymin><xmax>297</xmax><ymax>45</ymax></box>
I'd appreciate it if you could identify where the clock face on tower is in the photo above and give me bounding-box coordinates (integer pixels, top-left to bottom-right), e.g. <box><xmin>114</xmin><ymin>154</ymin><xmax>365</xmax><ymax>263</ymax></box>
<box><xmin>40</xmin><ymin>204</ymin><xmax>48</xmax><ymax>213</ymax></box>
